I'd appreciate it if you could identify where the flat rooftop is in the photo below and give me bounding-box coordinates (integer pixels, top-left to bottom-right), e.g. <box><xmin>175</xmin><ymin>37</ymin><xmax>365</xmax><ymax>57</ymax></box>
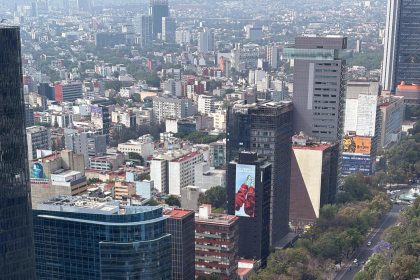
<box><xmin>195</xmin><ymin>213</ymin><xmax>238</xmax><ymax>226</ymax></box>
<box><xmin>164</xmin><ymin>208</ymin><xmax>194</xmax><ymax>219</ymax></box>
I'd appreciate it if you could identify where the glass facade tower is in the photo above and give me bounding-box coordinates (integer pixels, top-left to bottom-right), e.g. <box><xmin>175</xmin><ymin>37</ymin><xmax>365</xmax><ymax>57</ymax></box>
<box><xmin>227</xmin><ymin>101</ymin><xmax>293</xmax><ymax>246</ymax></box>
<box><xmin>0</xmin><ymin>25</ymin><xmax>37</xmax><ymax>279</ymax></box>
<box><xmin>149</xmin><ymin>0</ymin><xmax>169</xmax><ymax>36</ymax></box>
<box><xmin>33</xmin><ymin>197</ymin><xmax>171</xmax><ymax>280</ymax></box>
<box><xmin>382</xmin><ymin>0</ymin><xmax>420</xmax><ymax>91</ymax></box>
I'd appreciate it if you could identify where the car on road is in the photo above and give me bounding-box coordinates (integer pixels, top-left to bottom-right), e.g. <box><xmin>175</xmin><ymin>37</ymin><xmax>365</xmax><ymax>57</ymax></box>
<box><xmin>353</xmin><ymin>259</ymin><xmax>358</xmax><ymax>264</ymax></box>
<box><xmin>367</xmin><ymin>241</ymin><xmax>371</xmax><ymax>246</ymax></box>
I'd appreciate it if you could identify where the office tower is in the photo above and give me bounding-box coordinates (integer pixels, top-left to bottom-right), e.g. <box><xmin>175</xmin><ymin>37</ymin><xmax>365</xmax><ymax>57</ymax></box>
<box><xmin>290</xmin><ymin>134</ymin><xmax>339</xmax><ymax>228</ymax></box>
<box><xmin>285</xmin><ymin>36</ymin><xmax>347</xmax><ymax>142</ymax></box>
<box><xmin>26</xmin><ymin>126</ymin><xmax>51</xmax><ymax>161</ymax></box>
<box><xmin>33</xmin><ymin>197</ymin><xmax>172</xmax><ymax>279</ymax></box>
<box><xmin>64</xmin><ymin>129</ymin><xmax>107</xmax><ymax>165</ymax></box>
<box><xmin>0</xmin><ymin>25</ymin><xmax>36</xmax><ymax>279</ymax></box>
<box><xmin>195</xmin><ymin>205</ymin><xmax>239</xmax><ymax>279</ymax></box>
<box><xmin>91</xmin><ymin>103</ymin><xmax>110</xmax><ymax>141</ymax></box>
<box><xmin>38</xmin><ymin>83</ymin><xmax>55</xmax><ymax>100</ymax></box>
<box><xmin>77</xmin><ymin>0</ymin><xmax>91</xmax><ymax>11</ymax></box>
<box><xmin>209</xmin><ymin>140</ymin><xmax>227</xmax><ymax>168</ymax></box>
<box><xmin>245</xmin><ymin>25</ymin><xmax>263</xmax><ymax>42</ymax></box>
<box><xmin>162</xmin><ymin>17</ymin><xmax>176</xmax><ymax>43</ymax></box>
<box><xmin>25</xmin><ymin>103</ymin><xmax>35</xmax><ymax>127</ymax></box>
<box><xmin>227</xmin><ymin>101</ymin><xmax>293</xmax><ymax>246</ymax></box>
<box><xmin>267</xmin><ymin>45</ymin><xmax>279</xmax><ymax>69</ymax></box>
<box><xmin>164</xmin><ymin>208</ymin><xmax>195</xmax><ymax>280</ymax></box>
<box><xmin>198</xmin><ymin>28</ymin><xmax>214</xmax><ymax>53</ymax></box>
<box><xmin>382</xmin><ymin>0</ymin><xmax>420</xmax><ymax>92</ymax></box>
<box><xmin>379</xmin><ymin>95</ymin><xmax>405</xmax><ymax>149</ymax></box>
<box><xmin>133</xmin><ymin>14</ymin><xmax>153</xmax><ymax>48</ymax></box>
<box><xmin>149</xmin><ymin>0</ymin><xmax>169</xmax><ymax>37</ymax></box>
<box><xmin>342</xmin><ymin>81</ymin><xmax>380</xmax><ymax>176</ymax></box>
<box><xmin>227</xmin><ymin>152</ymin><xmax>271</xmax><ymax>266</ymax></box>
<box><xmin>54</xmin><ymin>81</ymin><xmax>83</xmax><ymax>102</ymax></box>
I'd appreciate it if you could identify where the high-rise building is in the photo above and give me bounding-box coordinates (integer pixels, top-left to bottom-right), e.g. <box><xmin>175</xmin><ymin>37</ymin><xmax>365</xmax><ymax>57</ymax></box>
<box><xmin>133</xmin><ymin>14</ymin><xmax>153</xmax><ymax>48</ymax></box>
<box><xmin>195</xmin><ymin>205</ymin><xmax>239</xmax><ymax>279</ymax></box>
<box><xmin>342</xmin><ymin>81</ymin><xmax>381</xmax><ymax>176</ymax></box>
<box><xmin>227</xmin><ymin>152</ymin><xmax>271</xmax><ymax>266</ymax></box>
<box><xmin>168</xmin><ymin>151</ymin><xmax>205</xmax><ymax>195</ymax></box>
<box><xmin>198</xmin><ymin>28</ymin><xmax>214</xmax><ymax>53</ymax></box>
<box><xmin>26</xmin><ymin>126</ymin><xmax>51</xmax><ymax>161</ymax></box>
<box><xmin>33</xmin><ymin>197</ymin><xmax>172</xmax><ymax>279</ymax></box>
<box><xmin>285</xmin><ymin>36</ymin><xmax>347</xmax><ymax>142</ymax></box>
<box><xmin>152</xmin><ymin>96</ymin><xmax>195</xmax><ymax>123</ymax></box>
<box><xmin>164</xmin><ymin>208</ymin><xmax>195</xmax><ymax>280</ymax></box>
<box><xmin>290</xmin><ymin>134</ymin><xmax>339</xmax><ymax>228</ymax></box>
<box><xmin>227</xmin><ymin>101</ymin><xmax>293</xmax><ymax>246</ymax></box>
<box><xmin>64</xmin><ymin>129</ymin><xmax>107</xmax><ymax>165</ymax></box>
<box><xmin>162</xmin><ymin>17</ymin><xmax>176</xmax><ymax>43</ymax></box>
<box><xmin>149</xmin><ymin>0</ymin><xmax>169</xmax><ymax>37</ymax></box>
<box><xmin>382</xmin><ymin>0</ymin><xmax>420</xmax><ymax>92</ymax></box>
<box><xmin>54</xmin><ymin>81</ymin><xmax>83</xmax><ymax>102</ymax></box>
<box><xmin>379</xmin><ymin>95</ymin><xmax>405</xmax><ymax>149</ymax></box>
<box><xmin>0</xmin><ymin>25</ymin><xmax>36</xmax><ymax>279</ymax></box>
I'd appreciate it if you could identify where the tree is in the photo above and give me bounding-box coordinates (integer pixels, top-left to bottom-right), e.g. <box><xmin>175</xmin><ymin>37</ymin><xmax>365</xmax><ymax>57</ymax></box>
<box><xmin>390</xmin><ymin>255</ymin><xmax>420</xmax><ymax>280</ymax></box>
<box><xmin>166</xmin><ymin>196</ymin><xmax>181</xmax><ymax>207</ymax></box>
<box><xmin>146</xmin><ymin>199</ymin><xmax>159</xmax><ymax>206</ymax></box>
<box><xmin>128</xmin><ymin>153</ymin><xmax>144</xmax><ymax>165</ymax></box>
<box><xmin>198</xmin><ymin>186</ymin><xmax>226</xmax><ymax>209</ymax></box>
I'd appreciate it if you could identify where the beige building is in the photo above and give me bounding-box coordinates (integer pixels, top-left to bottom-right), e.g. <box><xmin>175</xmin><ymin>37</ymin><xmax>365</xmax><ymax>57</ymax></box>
<box><xmin>30</xmin><ymin>150</ymin><xmax>87</xmax><ymax>208</ymax></box>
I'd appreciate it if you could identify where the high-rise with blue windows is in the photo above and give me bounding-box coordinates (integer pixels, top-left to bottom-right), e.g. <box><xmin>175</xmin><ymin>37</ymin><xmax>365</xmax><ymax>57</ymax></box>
<box><xmin>0</xmin><ymin>25</ymin><xmax>37</xmax><ymax>279</ymax></box>
<box><xmin>33</xmin><ymin>196</ymin><xmax>171</xmax><ymax>280</ymax></box>
<box><xmin>382</xmin><ymin>0</ymin><xmax>420</xmax><ymax>92</ymax></box>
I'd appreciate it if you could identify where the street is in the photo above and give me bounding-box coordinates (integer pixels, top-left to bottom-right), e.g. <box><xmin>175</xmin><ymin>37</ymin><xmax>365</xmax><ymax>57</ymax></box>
<box><xmin>334</xmin><ymin>204</ymin><xmax>406</xmax><ymax>280</ymax></box>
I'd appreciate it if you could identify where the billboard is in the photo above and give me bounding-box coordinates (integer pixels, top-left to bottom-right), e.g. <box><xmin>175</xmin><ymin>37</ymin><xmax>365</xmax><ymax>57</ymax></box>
<box><xmin>235</xmin><ymin>164</ymin><xmax>256</xmax><ymax>218</ymax></box>
<box><xmin>343</xmin><ymin>136</ymin><xmax>372</xmax><ymax>155</ymax></box>
<box><xmin>31</xmin><ymin>162</ymin><xmax>48</xmax><ymax>179</ymax></box>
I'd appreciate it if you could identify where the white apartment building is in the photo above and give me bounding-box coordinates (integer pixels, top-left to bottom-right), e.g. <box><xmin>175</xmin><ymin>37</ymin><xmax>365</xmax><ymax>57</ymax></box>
<box><xmin>150</xmin><ymin>158</ymin><xmax>169</xmax><ymax>193</ymax></box>
<box><xmin>117</xmin><ymin>134</ymin><xmax>154</xmax><ymax>159</ymax></box>
<box><xmin>168</xmin><ymin>151</ymin><xmax>204</xmax><ymax>195</ymax></box>
<box><xmin>197</xmin><ymin>94</ymin><xmax>215</xmax><ymax>115</ymax></box>
<box><xmin>210</xmin><ymin>110</ymin><xmax>227</xmax><ymax>131</ymax></box>
<box><xmin>26</xmin><ymin>126</ymin><xmax>51</xmax><ymax>161</ymax></box>
<box><xmin>152</xmin><ymin>96</ymin><xmax>194</xmax><ymax>123</ymax></box>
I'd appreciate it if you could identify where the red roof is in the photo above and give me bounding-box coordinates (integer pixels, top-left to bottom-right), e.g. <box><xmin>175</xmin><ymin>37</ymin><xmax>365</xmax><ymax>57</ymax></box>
<box><xmin>292</xmin><ymin>143</ymin><xmax>331</xmax><ymax>151</ymax></box>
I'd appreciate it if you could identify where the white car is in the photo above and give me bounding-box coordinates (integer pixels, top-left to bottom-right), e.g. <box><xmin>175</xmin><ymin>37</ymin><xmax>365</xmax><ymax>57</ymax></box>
<box><xmin>367</xmin><ymin>241</ymin><xmax>372</xmax><ymax>246</ymax></box>
<box><xmin>353</xmin><ymin>259</ymin><xmax>358</xmax><ymax>264</ymax></box>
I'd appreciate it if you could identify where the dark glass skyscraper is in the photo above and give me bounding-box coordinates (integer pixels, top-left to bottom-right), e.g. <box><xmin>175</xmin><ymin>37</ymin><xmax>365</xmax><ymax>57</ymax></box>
<box><xmin>382</xmin><ymin>0</ymin><xmax>420</xmax><ymax>92</ymax></box>
<box><xmin>227</xmin><ymin>152</ymin><xmax>271</xmax><ymax>266</ymax></box>
<box><xmin>0</xmin><ymin>25</ymin><xmax>37</xmax><ymax>279</ymax></box>
<box><xmin>227</xmin><ymin>101</ymin><xmax>293</xmax><ymax>246</ymax></box>
<box><xmin>149</xmin><ymin>0</ymin><xmax>169</xmax><ymax>37</ymax></box>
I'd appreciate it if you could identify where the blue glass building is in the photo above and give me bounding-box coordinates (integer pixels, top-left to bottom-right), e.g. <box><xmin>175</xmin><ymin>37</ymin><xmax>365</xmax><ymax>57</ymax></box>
<box><xmin>33</xmin><ymin>197</ymin><xmax>171</xmax><ymax>280</ymax></box>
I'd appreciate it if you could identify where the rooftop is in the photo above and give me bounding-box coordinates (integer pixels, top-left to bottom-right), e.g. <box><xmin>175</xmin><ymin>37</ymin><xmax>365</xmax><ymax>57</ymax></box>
<box><xmin>171</xmin><ymin>151</ymin><xmax>202</xmax><ymax>163</ymax></box>
<box><xmin>292</xmin><ymin>143</ymin><xmax>332</xmax><ymax>151</ymax></box>
<box><xmin>163</xmin><ymin>208</ymin><xmax>194</xmax><ymax>219</ymax></box>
